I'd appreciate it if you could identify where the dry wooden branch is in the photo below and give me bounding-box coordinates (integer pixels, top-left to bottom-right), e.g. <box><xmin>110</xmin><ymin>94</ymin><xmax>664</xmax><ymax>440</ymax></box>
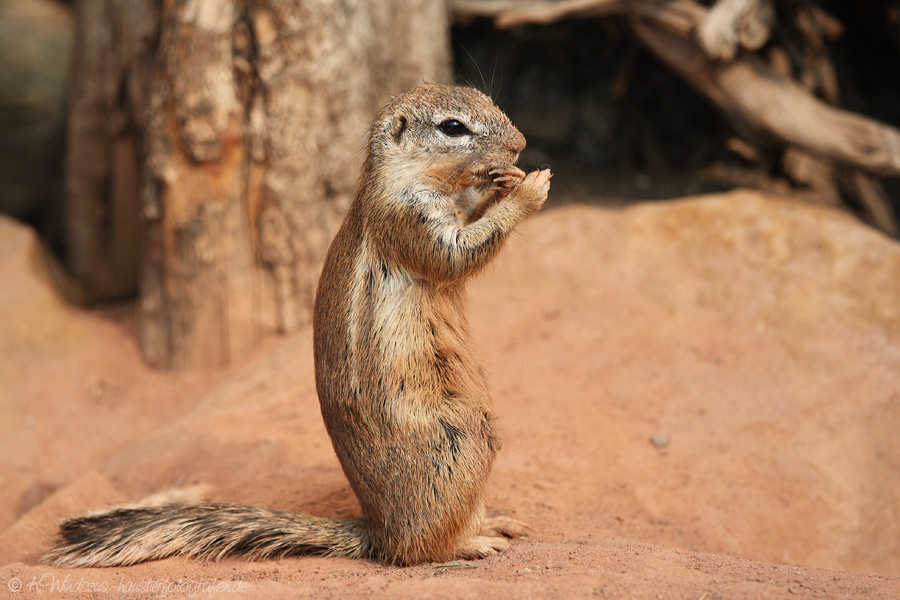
<box><xmin>839</xmin><ymin>170</ymin><xmax>899</xmax><ymax>236</ymax></box>
<box><xmin>452</xmin><ymin>0</ymin><xmax>701</xmax><ymax>35</ymax></box>
<box><xmin>696</xmin><ymin>0</ymin><xmax>775</xmax><ymax>60</ymax></box>
<box><xmin>789</xmin><ymin>3</ymin><xmax>842</xmax><ymax>102</ymax></box>
<box><xmin>794</xmin><ymin>4</ymin><xmax>844</xmax><ymax>43</ymax></box>
<box><xmin>452</xmin><ymin>0</ymin><xmax>627</xmax><ymax>27</ymax></box>
<box><xmin>630</xmin><ymin>18</ymin><xmax>900</xmax><ymax>179</ymax></box>
<box><xmin>451</xmin><ymin>0</ymin><xmax>528</xmax><ymax>22</ymax></box>
<box><xmin>782</xmin><ymin>147</ymin><xmax>841</xmax><ymax>206</ymax></box>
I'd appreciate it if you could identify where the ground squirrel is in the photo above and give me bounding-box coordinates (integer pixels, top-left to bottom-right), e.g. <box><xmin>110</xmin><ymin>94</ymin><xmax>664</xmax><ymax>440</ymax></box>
<box><xmin>45</xmin><ymin>83</ymin><xmax>552</xmax><ymax>568</ymax></box>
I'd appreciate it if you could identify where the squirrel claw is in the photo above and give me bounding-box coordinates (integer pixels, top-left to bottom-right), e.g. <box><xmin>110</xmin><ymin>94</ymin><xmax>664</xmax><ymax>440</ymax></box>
<box><xmin>489</xmin><ymin>166</ymin><xmax>526</xmax><ymax>198</ymax></box>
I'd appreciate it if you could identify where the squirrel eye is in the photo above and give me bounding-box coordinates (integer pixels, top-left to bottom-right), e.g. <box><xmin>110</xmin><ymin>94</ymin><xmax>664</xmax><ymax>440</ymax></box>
<box><xmin>438</xmin><ymin>119</ymin><xmax>471</xmax><ymax>137</ymax></box>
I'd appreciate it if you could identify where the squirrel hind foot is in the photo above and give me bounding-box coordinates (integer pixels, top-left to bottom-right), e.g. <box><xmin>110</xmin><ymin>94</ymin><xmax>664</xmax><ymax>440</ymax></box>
<box><xmin>480</xmin><ymin>515</ymin><xmax>531</xmax><ymax>539</ymax></box>
<box><xmin>454</xmin><ymin>535</ymin><xmax>511</xmax><ymax>560</ymax></box>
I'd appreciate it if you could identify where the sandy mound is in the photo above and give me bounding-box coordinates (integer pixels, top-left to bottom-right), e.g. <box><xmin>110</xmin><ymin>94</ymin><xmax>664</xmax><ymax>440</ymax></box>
<box><xmin>1</xmin><ymin>193</ymin><xmax>899</xmax><ymax>598</ymax></box>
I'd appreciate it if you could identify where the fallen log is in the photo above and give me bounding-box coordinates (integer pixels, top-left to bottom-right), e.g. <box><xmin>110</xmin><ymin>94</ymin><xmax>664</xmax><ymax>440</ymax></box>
<box><xmin>634</xmin><ymin>16</ymin><xmax>899</xmax><ymax>233</ymax></box>
<box><xmin>629</xmin><ymin>18</ymin><xmax>900</xmax><ymax>179</ymax></box>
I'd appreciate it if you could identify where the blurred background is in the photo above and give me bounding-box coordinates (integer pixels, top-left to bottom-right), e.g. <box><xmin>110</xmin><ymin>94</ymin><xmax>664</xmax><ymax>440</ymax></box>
<box><xmin>3</xmin><ymin>0</ymin><xmax>899</xmax><ymax>369</ymax></box>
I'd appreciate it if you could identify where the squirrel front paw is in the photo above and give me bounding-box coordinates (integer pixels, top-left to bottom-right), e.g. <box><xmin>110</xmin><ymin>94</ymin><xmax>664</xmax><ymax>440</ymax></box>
<box><xmin>477</xmin><ymin>167</ymin><xmax>550</xmax><ymax>222</ymax></box>
<box><xmin>511</xmin><ymin>168</ymin><xmax>551</xmax><ymax>217</ymax></box>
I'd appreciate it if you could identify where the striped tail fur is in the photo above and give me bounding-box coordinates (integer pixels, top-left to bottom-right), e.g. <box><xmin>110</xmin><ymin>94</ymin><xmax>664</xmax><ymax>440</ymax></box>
<box><xmin>44</xmin><ymin>503</ymin><xmax>371</xmax><ymax>568</ymax></box>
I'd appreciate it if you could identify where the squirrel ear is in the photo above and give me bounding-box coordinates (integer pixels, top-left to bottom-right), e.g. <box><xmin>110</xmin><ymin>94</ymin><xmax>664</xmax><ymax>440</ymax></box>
<box><xmin>390</xmin><ymin>114</ymin><xmax>408</xmax><ymax>144</ymax></box>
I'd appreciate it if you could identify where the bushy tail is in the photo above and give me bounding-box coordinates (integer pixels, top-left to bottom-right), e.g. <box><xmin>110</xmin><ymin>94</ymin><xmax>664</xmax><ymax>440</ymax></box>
<box><xmin>44</xmin><ymin>503</ymin><xmax>371</xmax><ymax>568</ymax></box>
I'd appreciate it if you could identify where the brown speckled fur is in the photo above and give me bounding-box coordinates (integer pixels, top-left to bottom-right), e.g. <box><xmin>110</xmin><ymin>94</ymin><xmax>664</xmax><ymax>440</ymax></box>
<box><xmin>44</xmin><ymin>84</ymin><xmax>551</xmax><ymax>569</ymax></box>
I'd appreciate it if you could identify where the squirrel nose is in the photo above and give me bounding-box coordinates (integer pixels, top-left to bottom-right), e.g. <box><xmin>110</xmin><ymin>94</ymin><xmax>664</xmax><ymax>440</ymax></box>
<box><xmin>510</xmin><ymin>129</ymin><xmax>526</xmax><ymax>154</ymax></box>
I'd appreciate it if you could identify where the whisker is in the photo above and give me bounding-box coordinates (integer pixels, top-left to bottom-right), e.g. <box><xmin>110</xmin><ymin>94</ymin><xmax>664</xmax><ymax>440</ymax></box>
<box><xmin>455</xmin><ymin>37</ymin><xmax>487</xmax><ymax>94</ymax></box>
<box><xmin>490</xmin><ymin>45</ymin><xmax>500</xmax><ymax>100</ymax></box>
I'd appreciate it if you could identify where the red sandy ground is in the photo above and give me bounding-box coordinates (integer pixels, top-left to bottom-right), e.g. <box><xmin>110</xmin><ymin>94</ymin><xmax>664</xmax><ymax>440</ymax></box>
<box><xmin>1</xmin><ymin>190</ymin><xmax>899</xmax><ymax>598</ymax></box>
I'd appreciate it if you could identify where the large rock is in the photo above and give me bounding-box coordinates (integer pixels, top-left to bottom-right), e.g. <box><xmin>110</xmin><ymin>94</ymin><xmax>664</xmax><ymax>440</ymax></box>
<box><xmin>0</xmin><ymin>215</ymin><xmax>218</xmax><ymax>537</ymax></box>
<box><xmin>0</xmin><ymin>216</ymin><xmax>76</xmax><ymax>359</ymax></box>
<box><xmin>0</xmin><ymin>216</ymin><xmax>79</xmax><ymax>534</ymax></box>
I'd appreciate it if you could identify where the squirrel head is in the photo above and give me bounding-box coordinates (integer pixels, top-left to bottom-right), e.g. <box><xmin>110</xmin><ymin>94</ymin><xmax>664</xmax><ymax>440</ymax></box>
<box><xmin>367</xmin><ymin>84</ymin><xmax>526</xmax><ymax>194</ymax></box>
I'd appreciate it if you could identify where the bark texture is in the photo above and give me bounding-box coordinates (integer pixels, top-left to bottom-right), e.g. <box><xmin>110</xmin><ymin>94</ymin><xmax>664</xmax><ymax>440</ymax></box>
<box><xmin>66</xmin><ymin>0</ymin><xmax>451</xmax><ymax>368</ymax></box>
<box><xmin>65</xmin><ymin>0</ymin><xmax>152</xmax><ymax>301</ymax></box>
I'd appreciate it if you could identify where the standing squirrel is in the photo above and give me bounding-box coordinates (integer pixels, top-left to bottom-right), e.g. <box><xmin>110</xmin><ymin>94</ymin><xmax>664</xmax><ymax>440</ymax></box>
<box><xmin>45</xmin><ymin>83</ymin><xmax>551</xmax><ymax>568</ymax></box>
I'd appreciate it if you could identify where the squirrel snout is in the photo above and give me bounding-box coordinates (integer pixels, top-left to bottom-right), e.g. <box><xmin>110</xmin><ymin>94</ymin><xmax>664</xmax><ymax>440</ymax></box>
<box><xmin>509</xmin><ymin>130</ymin><xmax>526</xmax><ymax>155</ymax></box>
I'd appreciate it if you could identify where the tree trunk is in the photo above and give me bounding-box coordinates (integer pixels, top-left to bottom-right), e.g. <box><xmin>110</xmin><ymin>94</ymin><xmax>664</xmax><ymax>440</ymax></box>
<box><xmin>66</xmin><ymin>0</ymin><xmax>451</xmax><ymax>369</ymax></box>
<box><xmin>65</xmin><ymin>0</ymin><xmax>153</xmax><ymax>302</ymax></box>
